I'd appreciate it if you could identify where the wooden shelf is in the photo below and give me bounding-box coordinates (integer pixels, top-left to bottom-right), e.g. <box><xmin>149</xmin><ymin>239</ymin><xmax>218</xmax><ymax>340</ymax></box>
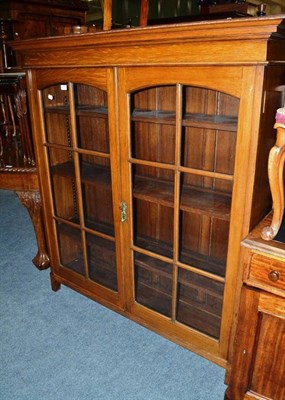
<box><xmin>56</xmin><ymin>213</ymin><xmax>114</xmax><ymax>238</ymax></box>
<box><xmin>51</xmin><ymin>161</ymin><xmax>111</xmax><ymax>188</ymax></box>
<box><xmin>64</xmin><ymin>257</ymin><xmax>85</xmax><ymax>275</ymax></box>
<box><xmin>85</xmin><ymin>218</ymin><xmax>114</xmax><ymax>237</ymax></box>
<box><xmin>176</xmin><ymin>297</ymin><xmax>221</xmax><ymax>339</ymax></box>
<box><xmin>181</xmin><ymin>185</ymin><xmax>231</xmax><ymax>221</ymax></box>
<box><xmin>44</xmin><ymin>105</ymin><xmax>108</xmax><ymax>118</ymax></box>
<box><xmin>135</xmin><ymin>235</ymin><xmax>173</xmax><ymax>259</ymax></box>
<box><xmin>133</xmin><ymin>174</ymin><xmax>231</xmax><ymax>220</ymax></box>
<box><xmin>133</xmin><ymin>175</ymin><xmax>174</xmax><ymax>207</ymax></box>
<box><xmin>44</xmin><ymin>106</ymin><xmax>70</xmax><ymax>114</ymax></box>
<box><xmin>183</xmin><ymin>113</ymin><xmax>237</xmax><ymax>132</ymax></box>
<box><xmin>132</xmin><ymin>109</ymin><xmax>237</xmax><ymax>132</ymax></box>
<box><xmin>135</xmin><ymin>253</ymin><xmax>223</xmax><ymax>338</ymax></box>
<box><xmin>81</xmin><ymin>162</ymin><xmax>111</xmax><ymax>187</ymax></box>
<box><xmin>76</xmin><ymin>105</ymin><xmax>108</xmax><ymax>118</ymax></box>
<box><xmin>180</xmin><ymin>248</ymin><xmax>226</xmax><ymax>277</ymax></box>
<box><xmin>132</xmin><ymin>109</ymin><xmax>176</xmax><ymax>125</ymax></box>
<box><xmin>135</xmin><ymin>236</ymin><xmax>226</xmax><ymax>277</ymax></box>
<box><xmin>58</xmin><ymin>223</ymin><xmax>117</xmax><ymax>290</ymax></box>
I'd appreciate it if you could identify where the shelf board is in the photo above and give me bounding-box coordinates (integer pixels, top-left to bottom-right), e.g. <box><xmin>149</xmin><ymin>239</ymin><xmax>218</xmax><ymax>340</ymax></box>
<box><xmin>44</xmin><ymin>105</ymin><xmax>70</xmax><ymax>114</ymax></box>
<box><xmin>56</xmin><ymin>213</ymin><xmax>114</xmax><ymax>240</ymax></box>
<box><xmin>180</xmin><ymin>248</ymin><xmax>226</xmax><ymax>277</ymax></box>
<box><xmin>44</xmin><ymin>105</ymin><xmax>108</xmax><ymax>118</ymax></box>
<box><xmin>76</xmin><ymin>105</ymin><xmax>108</xmax><ymax>118</ymax></box>
<box><xmin>132</xmin><ymin>109</ymin><xmax>176</xmax><ymax>125</ymax></box>
<box><xmin>135</xmin><ymin>236</ymin><xmax>226</xmax><ymax>278</ymax></box>
<box><xmin>63</xmin><ymin>257</ymin><xmax>85</xmax><ymax>276</ymax></box>
<box><xmin>133</xmin><ymin>174</ymin><xmax>231</xmax><ymax>220</ymax></box>
<box><xmin>181</xmin><ymin>185</ymin><xmax>231</xmax><ymax>220</ymax></box>
<box><xmin>132</xmin><ymin>109</ymin><xmax>237</xmax><ymax>131</ymax></box>
<box><xmin>183</xmin><ymin>113</ymin><xmax>237</xmax><ymax>132</ymax></box>
<box><xmin>85</xmin><ymin>218</ymin><xmax>114</xmax><ymax>237</ymax></box>
<box><xmin>51</xmin><ymin>161</ymin><xmax>111</xmax><ymax>188</ymax></box>
<box><xmin>51</xmin><ymin>160</ymin><xmax>75</xmax><ymax>178</ymax></box>
<box><xmin>133</xmin><ymin>175</ymin><xmax>174</xmax><ymax>207</ymax></box>
<box><xmin>135</xmin><ymin>256</ymin><xmax>222</xmax><ymax>338</ymax></box>
<box><xmin>81</xmin><ymin>162</ymin><xmax>111</xmax><ymax>187</ymax></box>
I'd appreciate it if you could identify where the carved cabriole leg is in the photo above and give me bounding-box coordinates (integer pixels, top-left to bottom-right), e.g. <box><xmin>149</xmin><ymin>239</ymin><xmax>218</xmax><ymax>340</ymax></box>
<box><xmin>261</xmin><ymin>122</ymin><xmax>285</xmax><ymax>240</ymax></box>
<box><xmin>16</xmin><ymin>190</ymin><xmax>50</xmax><ymax>270</ymax></box>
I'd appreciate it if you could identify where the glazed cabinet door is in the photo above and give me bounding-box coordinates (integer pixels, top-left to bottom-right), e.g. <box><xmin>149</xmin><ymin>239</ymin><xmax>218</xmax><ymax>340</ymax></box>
<box><xmin>118</xmin><ymin>66</ymin><xmax>261</xmax><ymax>365</ymax></box>
<box><xmin>29</xmin><ymin>68</ymin><xmax>124</xmax><ymax>309</ymax></box>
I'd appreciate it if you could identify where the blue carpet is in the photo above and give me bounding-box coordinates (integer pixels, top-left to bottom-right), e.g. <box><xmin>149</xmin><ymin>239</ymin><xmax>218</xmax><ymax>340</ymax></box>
<box><xmin>0</xmin><ymin>189</ymin><xmax>227</xmax><ymax>400</ymax></box>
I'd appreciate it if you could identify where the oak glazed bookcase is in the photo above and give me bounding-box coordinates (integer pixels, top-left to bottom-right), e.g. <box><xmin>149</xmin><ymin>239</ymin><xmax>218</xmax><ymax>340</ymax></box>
<box><xmin>12</xmin><ymin>16</ymin><xmax>285</xmax><ymax>372</ymax></box>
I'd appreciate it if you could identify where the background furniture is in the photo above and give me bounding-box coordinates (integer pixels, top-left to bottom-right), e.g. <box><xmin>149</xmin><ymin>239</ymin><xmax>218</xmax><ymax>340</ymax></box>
<box><xmin>0</xmin><ymin>72</ymin><xmax>49</xmax><ymax>269</ymax></box>
<box><xmin>225</xmin><ymin>214</ymin><xmax>285</xmax><ymax>399</ymax></box>
<box><xmin>0</xmin><ymin>0</ymin><xmax>88</xmax><ymax>269</ymax></box>
<box><xmin>0</xmin><ymin>0</ymin><xmax>88</xmax><ymax>39</ymax></box>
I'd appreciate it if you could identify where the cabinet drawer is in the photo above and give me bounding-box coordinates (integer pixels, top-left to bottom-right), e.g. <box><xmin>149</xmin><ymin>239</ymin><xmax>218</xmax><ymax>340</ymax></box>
<box><xmin>246</xmin><ymin>253</ymin><xmax>285</xmax><ymax>296</ymax></box>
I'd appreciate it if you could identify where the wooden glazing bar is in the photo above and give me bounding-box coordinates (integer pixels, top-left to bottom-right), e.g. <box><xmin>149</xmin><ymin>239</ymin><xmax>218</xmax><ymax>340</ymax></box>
<box><xmin>172</xmin><ymin>83</ymin><xmax>183</xmax><ymax>322</ymax></box>
<box><xmin>131</xmin><ymin>239</ymin><xmax>225</xmax><ymax>283</ymax></box>
<box><xmin>68</xmin><ymin>82</ymin><xmax>90</xmax><ymax>279</ymax></box>
<box><xmin>132</xmin><ymin>244</ymin><xmax>173</xmax><ymax>266</ymax></box>
<box><xmin>178</xmin><ymin>165</ymin><xmax>233</xmax><ymax>181</ymax></box>
<box><xmin>130</xmin><ymin>155</ymin><xmax>234</xmax><ymax>182</ymax></box>
<box><xmin>76</xmin><ymin>148</ymin><xmax>110</xmax><ymax>158</ymax></box>
<box><xmin>177</xmin><ymin>261</ymin><xmax>225</xmax><ymax>284</ymax></box>
<box><xmin>54</xmin><ymin>215</ymin><xmax>115</xmax><ymax>243</ymax></box>
<box><xmin>44</xmin><ymin>142</ymin><xmax>73</xmax><ymax>151</ymax></box>
<box><xmin>133</xmin><ymin>175</ymin><xmax>231</xmax><ymax>219</ymax></box>
<box><xmin>54</xmin><ymin>215</ymin><xmax>80</xmax><ymax>229</ymax></box>
<box><xmin>133</xmin><ymin>237</ymin><xmax>226</xmax><ymax>281</ymax></box>
<box><xmin>129</xmin><ymin>157</ymin><xmax>176</xmax><ymax>170</ymax></box>
<box><xmin>83</xmin><ymin>225</ymin><xmax>115</xmax><ymax>243</ymax></box>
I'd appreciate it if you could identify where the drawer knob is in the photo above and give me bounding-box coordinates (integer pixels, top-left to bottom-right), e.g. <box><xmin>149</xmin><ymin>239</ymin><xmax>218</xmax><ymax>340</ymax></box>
<box><xmin>268</xmin><ymin>270</ymin><xmax>280</xmax><ymax>282</ymax></box>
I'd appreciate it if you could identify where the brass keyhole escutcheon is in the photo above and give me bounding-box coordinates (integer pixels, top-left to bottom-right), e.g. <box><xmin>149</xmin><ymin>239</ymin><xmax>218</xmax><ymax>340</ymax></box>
<box><xmin>120</xmin><ymin>201</ymin><xmax>127</xmax><ymax>223</ymax></box>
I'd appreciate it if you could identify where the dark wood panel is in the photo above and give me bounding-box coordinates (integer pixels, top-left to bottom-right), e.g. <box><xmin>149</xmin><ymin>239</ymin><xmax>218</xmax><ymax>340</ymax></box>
<box><xmin>251</xmin><ymin>314</ymin><xmax>285</xmax><ymax>399</ymax></box>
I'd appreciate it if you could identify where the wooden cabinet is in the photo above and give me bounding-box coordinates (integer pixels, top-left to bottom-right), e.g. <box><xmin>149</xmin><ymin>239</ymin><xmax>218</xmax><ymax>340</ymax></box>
<box><xmin>12</xmin><ymin>16</ymin><xmax>285</xmax><ymax>369</ymax></box>
<box><xmin>225</xmin><ymin>214</ymin><xmax>285</xmax><ymax>399</ymax></box>
<box><xmin>0</xmin><ymin>0</ymin><xmax>88</xmax><ymax>39</ymax></box>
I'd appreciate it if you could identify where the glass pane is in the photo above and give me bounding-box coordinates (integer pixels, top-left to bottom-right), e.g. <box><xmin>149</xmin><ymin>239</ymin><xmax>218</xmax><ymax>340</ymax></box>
<box><xmin>80</xmin><ymin>154</ymin><xmax>114</xmax><ymax>236</ymax></box>
<box><xmin>131</xmin><ymin>121</ymin><xmax>176</xmax><ymax>163</ymax></box>
<box><xmin>48</xmin><ymin>148</ymin><xmax>79</xmax><ymax>222</ymax></box>
<box><xmin>133</xmin><ymin>164</ymin><xmax>174</xmax><ymax>258</ymax></box>
<box><xmin>176</xmin><ymin>268</ymin><xmax>224</xmax><ymax>339</ymax></box>
<box><xmin>179</xmin><ymin>173</ymin><xmax>232</xmax><ymax>277</ymax></box>
<box><xmin>56</xmin><ymin>222</ymin><xmax>84</xmax><ymax>275</ymax></box>
<box><xmin>42</xmin><ymin>84</ymin><xmax>72</xmax><ymax>146</ymax></box>
<box><xmin>131</xmin><ymin>86</ymin><xmax>176</xmax><ymax>164</ymax></box>
<box><xmin>182</xmin><ymin>86</ymin><xmax>238</xmax><ymax>175</ymax></box>
<box><xmin>86</xmin><ymin>233</ymin><xmax>117</xmax><ymax>291</ymax></box>
<box><xmin>134</xmin><ymin>252</ymin><xmax>172</xmax><ymax>317</ymax></box>
<box><xmin>74</xmin><ymin>84</ymin><xmax>109</xmax><ymax>153</ymax></box>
